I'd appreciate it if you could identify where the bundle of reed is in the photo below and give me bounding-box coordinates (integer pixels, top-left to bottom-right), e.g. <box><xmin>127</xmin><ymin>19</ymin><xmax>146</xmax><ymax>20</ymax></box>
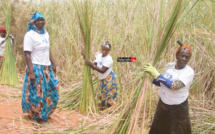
<box><xmin>73</xmin><ymin>0</ymin><xmax>98</xmax><ymax>114</ymax></box>
<box><xmin>106</xmin><ymin>0</ymin><xmax>186</xmax><ymax>133</ymax></box>
<box><xmin>0</xmin><ymin>0</ymin><xmax>19</xmax><ymax>87</ymax></box>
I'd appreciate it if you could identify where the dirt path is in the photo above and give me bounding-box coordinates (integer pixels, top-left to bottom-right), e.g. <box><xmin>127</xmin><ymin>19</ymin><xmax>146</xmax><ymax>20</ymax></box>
<box><xmin>0</xmin><ymin>84</ymin><xmax>84</xmax><ymax>134</ymax></box>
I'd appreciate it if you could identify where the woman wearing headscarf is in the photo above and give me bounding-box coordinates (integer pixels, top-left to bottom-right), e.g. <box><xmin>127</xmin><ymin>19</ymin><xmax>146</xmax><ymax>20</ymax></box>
<box><xmin>85</xmin><ymin>41</ymin><xmax>118</xmax><ymax>109</ymax></box>
<box><xmin>21</xmin><ymin>12</ymin><xmax>59</xmax><ymax>122</ymax></box>
<box><xmin>143</xmin><ymin>45</ymin><xmax>194</xmax><ymax>134</ymax></box>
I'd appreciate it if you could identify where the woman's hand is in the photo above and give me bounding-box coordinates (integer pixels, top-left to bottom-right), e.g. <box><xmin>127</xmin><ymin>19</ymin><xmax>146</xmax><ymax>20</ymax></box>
<box><xmin>85</xmin><ymin>60</ymin><xmax>93</xmax><ymax>66</ymax></box>
<box><xmin>143</xmin><ymin>63</ymin><xmax>160</xmax><ymax>78</ymax></box>
<box><xmin>85</xmin><ymin>60</ymin><xmax>95</xmax><ymax>69</ymax></box>
<box><xmin>29</xmin><ymin>71</ymin><xmax>36</xmax><ymax>83</ymax></box>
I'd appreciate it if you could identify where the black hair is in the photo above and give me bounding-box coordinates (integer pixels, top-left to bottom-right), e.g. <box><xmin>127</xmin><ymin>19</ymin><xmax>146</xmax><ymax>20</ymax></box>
<box><xmin>104</xmin><ymin>41</ymin><xmax>111</xmax><ymax>50</ymax></box>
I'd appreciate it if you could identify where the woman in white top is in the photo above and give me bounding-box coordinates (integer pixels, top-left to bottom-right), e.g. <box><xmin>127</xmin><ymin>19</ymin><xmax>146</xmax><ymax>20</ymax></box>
<box><xmin>21</xmin><ymin>12</ymin><xmax>59</xmax><ymax>122</ymax></box>
<box><xmin>0</xmin><ymin>27</ymin><xmax>7</xmax><ymax>68</ymax></box>
<box><xmin>143</xmin><ymin>45</ymin><xmax>194</xmax><ymax>134</ymax></box>
<box><xmin>85</xmin><ymin>41</ymin><xmax>118</xmax><ymax>109</ymax></box>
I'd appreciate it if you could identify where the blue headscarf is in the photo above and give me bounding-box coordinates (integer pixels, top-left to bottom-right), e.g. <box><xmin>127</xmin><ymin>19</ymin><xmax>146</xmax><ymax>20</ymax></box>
<box><xmin>27</xmin><ymin>12</ymin><xmax>45</xmax><ymax>34</ymax></box>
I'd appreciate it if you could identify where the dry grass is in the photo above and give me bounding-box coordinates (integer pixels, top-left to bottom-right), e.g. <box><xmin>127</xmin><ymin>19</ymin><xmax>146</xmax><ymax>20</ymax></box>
<box><xmin>0</xmin><ymin>0</ymin><xmax>215</xmax><ymax>133</ymax></box>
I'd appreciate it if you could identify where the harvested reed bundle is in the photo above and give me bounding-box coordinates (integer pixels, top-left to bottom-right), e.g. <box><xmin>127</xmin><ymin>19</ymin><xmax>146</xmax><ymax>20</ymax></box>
<box><xmin>0</xmin><ymin>0</ymin><xmax>19</xmax><ymax>87</ymax></box>
<box><xmin>73</xmin><ymin>0</ymin><xmax>98</xmax><ymax>113</ymax></box>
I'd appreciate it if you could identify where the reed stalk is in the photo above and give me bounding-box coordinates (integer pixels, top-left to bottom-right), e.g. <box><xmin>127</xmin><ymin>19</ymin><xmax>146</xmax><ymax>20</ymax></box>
<box><xmin>73</xmin><ymin>0</ymin><xmax>98</xmax><ymax>114</ymax></box>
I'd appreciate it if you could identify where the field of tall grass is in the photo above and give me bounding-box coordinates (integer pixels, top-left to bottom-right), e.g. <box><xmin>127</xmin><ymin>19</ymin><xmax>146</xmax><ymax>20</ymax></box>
<box><xmin>0</xmin><ymin>0</ymin><xmax>215</xmax><ymax>133</ymax></box>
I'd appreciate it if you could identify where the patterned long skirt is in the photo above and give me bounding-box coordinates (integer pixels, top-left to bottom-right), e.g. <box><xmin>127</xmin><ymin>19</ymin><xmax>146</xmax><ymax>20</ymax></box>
<box><xmin>149</xmin><ymin>98</ymin><xmax>191</xmax><ymax>134</ymax></box>
<box><xmin>21</xmin><ymin>64</ymin><xmax>59</xmax><ymax>121</ymax></box>
<box><xmin>99</xmin><ymin>71</ymin><xmax>118</xmax><ymax>107</ymax></box>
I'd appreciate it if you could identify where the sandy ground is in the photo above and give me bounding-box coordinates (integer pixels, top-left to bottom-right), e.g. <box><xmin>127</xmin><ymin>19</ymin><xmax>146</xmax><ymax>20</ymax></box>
<box><xmin>0</xmin><ymin>84</ymin><xmax>85</xmax><ymax>134</ymax></box>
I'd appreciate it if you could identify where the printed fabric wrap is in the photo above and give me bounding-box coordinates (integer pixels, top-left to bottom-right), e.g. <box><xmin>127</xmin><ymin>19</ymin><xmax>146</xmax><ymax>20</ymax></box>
<box><xmin>176</xmin><ymin>45</ymin><xmax>192</xmax><ymax>55</ymax></box>
<box><xmin>21</xmin><ymin>64</ymin><xmax>59</xmax><ymax>121</ymax></box>
<box><xmin>99</xmin><ymin>71</ymin><xmax>118</xmax><ymax>107</ymax></box>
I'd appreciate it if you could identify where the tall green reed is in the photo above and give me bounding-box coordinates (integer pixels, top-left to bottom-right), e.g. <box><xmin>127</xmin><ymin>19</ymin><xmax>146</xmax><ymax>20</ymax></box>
<box><xmin>0</xmin><ymin>0</ymin><xmax>19</xmax><ymax>87</ymax></box>
<box><xmin>73</xmin><ymin>0</ymin><xmax>98</xmax><ymax>114</ymax></box>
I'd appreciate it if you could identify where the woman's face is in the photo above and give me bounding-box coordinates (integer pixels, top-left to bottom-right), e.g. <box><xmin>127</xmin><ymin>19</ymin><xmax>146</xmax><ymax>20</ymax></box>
<box><xmin>176</xmin><ymin>48</ymin><xmax>191</xmax><ymax>69</ymax></box>
<box><xmin>0</xmin><ymin>31</ymin><xmax>6</xmax><ymax>38</ymax></box>
<box><xmin>34</xmin><ymin>18</ymin><xmax>45</xmax><ymax>29</ymax></box>
<box><xmin>101</xmin><ymin>46</ymin><xmax>110</xmax><ymax>57</ymax></box>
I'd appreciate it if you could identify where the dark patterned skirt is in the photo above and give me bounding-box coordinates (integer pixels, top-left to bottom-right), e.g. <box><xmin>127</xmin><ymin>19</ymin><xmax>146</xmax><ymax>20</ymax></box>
<box><xmin>21</xmin><ymin>64</ymin><xmax>59</xmax><ymax>121</ymax></box>
<box><xmin>99</xmin><ymin>71</ymin><xmax>118</xmax><ymax>107</ymax></box>
<box><xmin>149</xmin><ymin>98</ymin><xmax>191</xmax><ymax>134</ymax></box>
